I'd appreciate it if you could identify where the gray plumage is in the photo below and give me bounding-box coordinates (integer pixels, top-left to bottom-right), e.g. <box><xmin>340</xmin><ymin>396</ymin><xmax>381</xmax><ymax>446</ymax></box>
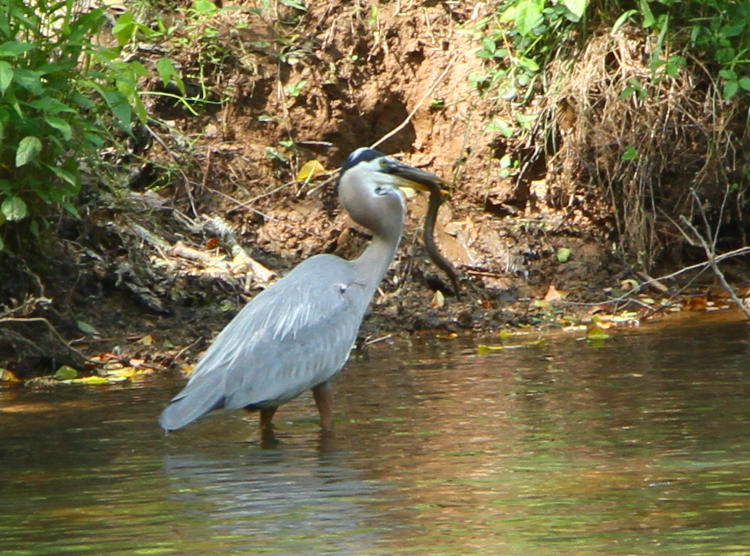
<box><xmin>159</xmin><ymin>148</ymin><xmax>441</xmax><ymax>432</ymax></box>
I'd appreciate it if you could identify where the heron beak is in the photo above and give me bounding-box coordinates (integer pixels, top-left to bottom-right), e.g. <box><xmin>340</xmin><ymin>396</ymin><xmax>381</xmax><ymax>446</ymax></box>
<box><xmin>381</xmin><ymin>159</ymin><xmax>446</xmax><ymax>194</ymax></box>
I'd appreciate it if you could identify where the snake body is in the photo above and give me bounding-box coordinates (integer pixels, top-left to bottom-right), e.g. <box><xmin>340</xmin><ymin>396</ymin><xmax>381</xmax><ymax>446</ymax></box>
<box><xmin>422</xmin><ymin>184</ymin><xmax>461</xmax><ymax>298</ymax></box>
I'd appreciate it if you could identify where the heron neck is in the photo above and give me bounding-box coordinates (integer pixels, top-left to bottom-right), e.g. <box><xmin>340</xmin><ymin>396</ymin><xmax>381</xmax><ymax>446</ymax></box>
<box><xmin>353</xmin><ymin>233</ymin><xmax>401</xmax><ymax>294</ymax></box>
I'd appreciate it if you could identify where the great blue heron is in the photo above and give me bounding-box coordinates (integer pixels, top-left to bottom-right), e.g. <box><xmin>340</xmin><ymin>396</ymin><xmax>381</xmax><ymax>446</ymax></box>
<box><xmin>159</xmin><ymin>148</ymin><xmax>455</xmax><ymax>436</ymax></box>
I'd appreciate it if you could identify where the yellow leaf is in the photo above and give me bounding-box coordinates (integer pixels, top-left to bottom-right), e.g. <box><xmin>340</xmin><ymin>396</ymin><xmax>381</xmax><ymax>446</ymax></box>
<box><xmin>586</xmin><ymin>326</ymin><xmax>611</xmax><ymax>341</ymax></box>
<box><xmin>497</xmin><ymin>329</ymin><xmax>514</xmax><ymax>340</ymax></box>
<box><xmin>525</xmin><ymin>337</ymin><xmax>546</xmax><ymax>347</ymax></box>
<box><xmin>139</xmin><ymin>334</ymin><xmax>154</xmax><ymax>346</ymax></box>
<box><xmin>79</xmin><ymin>376</ymin><xmax>110</xmax><ymax>385</ymax></box>
<box><xmin>430</xmin><ymin>289</ymin><xmax>445</xmax><ymax>308</ymax></box>
<box><xmin>297</xmin><ymin>159</ymin><xmax>326</xmax><ymax>182</ymax></box>
<box><xmin>478</xmin><ymin>343</ymin><xmax>504</xmax><ymax>354</ymax></box>
<box><xmin>105</xmin><ymin>367</ymin><xmax>138</xmax><ymax>379</ymax></box>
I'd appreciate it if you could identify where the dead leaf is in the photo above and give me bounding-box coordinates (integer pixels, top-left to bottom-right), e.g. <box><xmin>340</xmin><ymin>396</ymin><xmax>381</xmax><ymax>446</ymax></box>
<box><xmin>0</xmin><ymin>368</ymin><xmax>20</xmax><ymax>382</ymax></box>
<box><xmin>544</xmin><ymin>285</ymin><xmax>565</xmax><ymax>301</ymax></box>
<box><xmin>297</xmin><ymin>159</ymin><xmax>326</xmax><ymax>182</ymax></box>
<box><xmin>431</xmin><ymin>289</ymin><xmax>445</xmax><ymax>308</ymax></box>
<box><xmin>685</xmin><ymin>296</ymin><xmax>708</xmax><ymax>311</ymax></box>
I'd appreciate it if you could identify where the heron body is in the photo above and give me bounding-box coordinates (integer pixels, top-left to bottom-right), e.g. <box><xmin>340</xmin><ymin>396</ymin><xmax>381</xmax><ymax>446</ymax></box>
<box><xmin>159</xmin><ymin>148</ymin><xmax>443</xmax><ymax>434</ymax></box>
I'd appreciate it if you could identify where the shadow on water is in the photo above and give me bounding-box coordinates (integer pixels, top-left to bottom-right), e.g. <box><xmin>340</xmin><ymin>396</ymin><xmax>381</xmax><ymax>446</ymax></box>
<box><xmin>1</xmin><ymin>312</ymin><xmax>750</xmax><ymax>554</ymax></box>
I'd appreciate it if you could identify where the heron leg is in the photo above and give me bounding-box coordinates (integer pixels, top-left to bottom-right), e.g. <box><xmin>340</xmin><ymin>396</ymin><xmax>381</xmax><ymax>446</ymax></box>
<box><xmin>254</xmin><ymin>407</ymin><xmax>279</xmax><ymax>448</ymax></box>
<box><xmin>312</xmin><ymin>383</ymin><xmax>334</xmax><ymax>432</ymax></box>
<box><xmin>259</xmin><ymin>406</ymin><xmax>277</xmax><ymax>431</ymax></box>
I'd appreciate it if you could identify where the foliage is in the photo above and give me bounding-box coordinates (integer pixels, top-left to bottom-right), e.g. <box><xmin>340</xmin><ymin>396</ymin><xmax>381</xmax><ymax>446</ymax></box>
<box><xmin>0</xmin><ymin>0</ymin><xmax>147</xmax><ymax>244</ymax></box>
<box><xmin>471</xmin><ymin>0</ymin><xmax>586</xmax><ymax>105</ymax></box>
<box><xmin>475</xmin><ymin>0</ymin><xmax>750</xmax><ymax>106</ymax></box>
<box><xmin>619</xmin><ymin>0</ymin><xmax>750</xmax><ymax>99</ymax></box>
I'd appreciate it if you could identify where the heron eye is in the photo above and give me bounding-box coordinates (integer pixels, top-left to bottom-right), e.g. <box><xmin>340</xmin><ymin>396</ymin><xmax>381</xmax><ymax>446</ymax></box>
<box><xmin>374</xmin><ymin>185</ymin><xmax>390</xmax><ymax>196</ymax></box>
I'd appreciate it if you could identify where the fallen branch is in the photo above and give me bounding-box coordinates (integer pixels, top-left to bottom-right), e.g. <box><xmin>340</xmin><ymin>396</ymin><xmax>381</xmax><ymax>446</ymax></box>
<box><xmin>200</xmin><ymin>216</ymin><xmax>276</xmax><ymax>284</ymax></box>
<box><xmin>0</xmin><ymin>316</ymin><xmax>90</xmax><ymax>371</ymax></box>
<box><xmin>680</xmin><ymin>214</ymin><xmax>750</xmax><ymax>319</ymax></box>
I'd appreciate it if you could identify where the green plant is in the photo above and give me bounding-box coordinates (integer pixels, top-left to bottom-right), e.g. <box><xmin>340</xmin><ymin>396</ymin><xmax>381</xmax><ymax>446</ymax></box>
<box><xmin>612</xmin><ymin>0</ymin><xmax>750</xmax><ymax>99</ymax></box>
<box><xmin>285</xmin><ymin>79</ymin><xmax>307</xmax><ymax>97</ymax></box>
<box><xmin>472</xmin><ymin>0</ymin><xmax>587</xmax><ymax>103</ymax></box>
<box><xmin>0</xmin><ymin>0</ymin><xmax>147</xmax><ymax>245</ymax></box>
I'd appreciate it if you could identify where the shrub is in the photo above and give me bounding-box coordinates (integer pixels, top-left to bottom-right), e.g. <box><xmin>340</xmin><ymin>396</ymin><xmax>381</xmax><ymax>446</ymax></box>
<box><xmin>0</xmin><ymin>0</ymin><xmax>146</xmax><ymax>248</ymax></box>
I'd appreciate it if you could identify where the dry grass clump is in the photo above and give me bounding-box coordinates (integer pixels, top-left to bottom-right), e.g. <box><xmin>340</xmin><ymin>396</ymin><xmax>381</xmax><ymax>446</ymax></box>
<box><xmin>542</xmin><ymin>26</ymin><xmax>748</xmax><ymax>268</ymax></box>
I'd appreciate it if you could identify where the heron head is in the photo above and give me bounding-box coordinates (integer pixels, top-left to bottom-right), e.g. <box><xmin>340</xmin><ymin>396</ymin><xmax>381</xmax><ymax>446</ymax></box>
<box><xmin>338</xmin><ymin>148</ymin><xmax>444</xmax><ymax>241</ymax></box>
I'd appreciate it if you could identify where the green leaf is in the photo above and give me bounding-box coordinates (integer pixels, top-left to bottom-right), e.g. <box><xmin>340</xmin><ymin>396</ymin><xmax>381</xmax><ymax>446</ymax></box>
<box><xmin>563</xmin><ymin>0</ymin><xmax>587</xmax><ymax>21</ymax></box>
<box><xmin>516</xmin><ymin>1</ymin><xmax>543</xmax><ymax>36</ymax></box>
<box><xmin>28</xmin><ymin>96</ymin><xmax>76</xmax><ymax>114</ymax></box>
<box><xmin>721</xmin><ymin>21</ymin><xmax>746</xmax><ymax>38</ymax></box>
<box><xmin>71</xmin><ymin>91</ymin><xmax>96</xmax><ymax>110</ymax></box>
<box><xmin>112</xmin><ymin>12</ymin><xmax>136</xmax><ymax>45</ymax></box>
<box><xmin>77</xmin><ymin>320</ymin><xmax>100</xmax><ymax>335</ymax></box>
<box><xmin>0</xmin><ymin>61</ymin><xmax>12</xmax><ymax>94</ymax></box>
<box><xmin>16</xmin><ymin>136</ymin><xmax>42</xmax><ymax>167</ymax></box>
<box><xmin>499</xmin><ymin>5</ymin><xmax>517</xmax><ymax>24</ymax></box>
<box><xmin>12</xmin><ymin>69</ymin><xmax>43</xmax><ymax>95</ymax></box>
<box><xmin>286</xmin><ymin>79</ymin><xmax>307</xmax><ymax>97</ymax></box>
<box><xmin>1</xmin><ymin>196</ymin><xmax>28</xmax><ymax>221</ymax></box>
<box><xmin>516</xmin><ymin>112</ymin><xmax>537</xmax><ymax>129</ymax></box>
<box><xmin>103</xmin><ymin>90</ymin><xmax>132</xmax><ymax>128</ymax></box>
<box><xmin>280</xmin><ymin>0</ymin><xmax>307</xmax><ymax>11</ymax></box>
<box><xmin>0</xmin><ymin>41</ymin><xmax>34</xmax><ymax>58</ymax></box>
<box><xmin>55</xmin><ymin>365</ymin><xmax>79</xmax><ymax>380</ymax></box>
<box><xmin>46</xmin><ymin>116</ymin><xmax>73</xmax><ymax>140</ymax></box>
<box><xmin>723</xmin><ymin>80</ymin><xmax>739</xmax><ymax>100</ymax></box>
<box><xmin>611</xmin><ymin>9</ymin><xmax>638</xmax><ymax>35</ymax></box>
<box><xmin>47</xmin><ymin>165</ymin><xmax>79</xmax><ymax>191</ymax></box>
<box><xmin>557</xmin><ymin>247</ymin><xmax>571</xmax><ymax>263</ymax></box>
<box><xmin>621</xmin><ymin>145</ymin><xmax>639</xmax><ymax>161</ymax></box>
<box><xmin>518</xmin><ymin>56</ymin><xmax>540</xmax><ymax>72</ymax></box>
<box><xmin>486</xmin><ymin>118</ymin><xmax>514</xmax><ymax>138</ymax></box>
<box><xmin>63</xmin><ymin>202</ymin><xmax>80</xmax><ymax>217</ymax></box>
<box><xmin>738</xmin><ymin>77</ymin><xmax>750</xmax><ymax>92</ymax></box>
<box><xmin>639</xmin><ymin>0</ymin><xmax>654</xmax><ymax>27</ymax></box>
<box><xmin>0</xmin><ymin>235</ymin><xmax>4</xmax><ymax>251</ymax></box>
<box><xmin>157</xmin><ymin>57</ymin><xmax>186</xmax><ymax>95</ymax></box>
<box><xmin>193</xmin><ymin>0</ymin><xmax>219</xmax><ymax>15</ymax></box>
<box><xmin>157</xmin><ymin>56</ymin><xmax>175</xmax><ymax>85</ymax></box>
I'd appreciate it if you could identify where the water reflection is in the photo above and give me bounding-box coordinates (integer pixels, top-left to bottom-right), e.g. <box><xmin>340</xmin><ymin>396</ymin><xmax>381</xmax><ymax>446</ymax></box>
<box><xmin>1</xmin><ymin>313</ymin><xmax>749</xmax><ymax>553</ymax></box>
<box><xmin>163</xmin><ymin>447</ymin><xmax>386</xmax><ymax>553</ymax></box>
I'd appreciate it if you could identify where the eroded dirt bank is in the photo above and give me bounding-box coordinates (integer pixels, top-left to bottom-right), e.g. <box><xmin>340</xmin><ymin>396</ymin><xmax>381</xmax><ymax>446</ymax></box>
<box><xmin>1</xmin><ymin>1</ymin><xmax>747</xmax><ymax>378</ymax></box>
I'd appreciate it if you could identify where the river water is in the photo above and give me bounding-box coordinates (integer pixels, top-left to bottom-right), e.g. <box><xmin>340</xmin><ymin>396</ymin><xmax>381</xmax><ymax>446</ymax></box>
<box><xmin>2</xmin><ymin>312</ymin><xmax>749</xmax><ymax>554</ymax></box>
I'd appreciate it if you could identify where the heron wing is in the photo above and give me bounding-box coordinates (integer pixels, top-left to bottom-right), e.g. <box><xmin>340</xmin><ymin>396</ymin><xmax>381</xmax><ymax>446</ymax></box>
<box><xmin>159</xmin><ymin>255</ymin><xmax>370</xmax><ymax>429</ymax></box>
